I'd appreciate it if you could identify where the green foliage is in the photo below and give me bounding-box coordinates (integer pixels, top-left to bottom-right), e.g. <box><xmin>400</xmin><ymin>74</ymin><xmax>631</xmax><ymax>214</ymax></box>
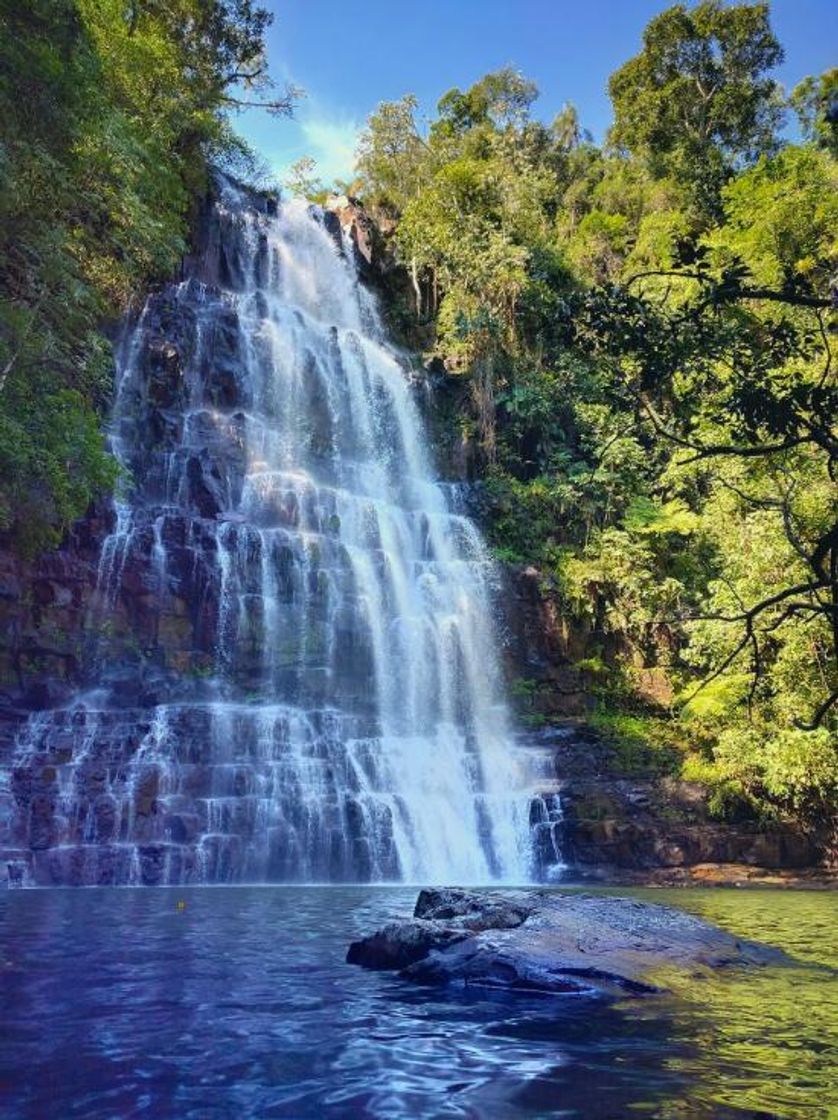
<box><xmin>708</xmin><ymin>145</ymin><xmax>838</xmax><ymax>289</ymax></box>
<box><xmin>791</xmin><ymin>67</ymin><xmax>838</xmax><ymax>157</ymax></box>
<box><xmin>608</xmin><ymin>0</ymin><xmax>784</xmax><ymax>217</ymax></box>
<box><xmin>589</xmin><ymin>708</ymin><xmax>683</xmax><ymax>778</ymax></box>
<box><xmin>623</xmin><ymin>497</ymin><xmax>700</xmax><ymax>536</ymax></box>
<box><xmin>0</xmin><ymin>0</ymin><xmax>283</xmax><ymax>553</ymax></box>
<box><xmin>0</xmin><ymin>386</ymin><xmax>119</xmax><ymax>554</ymax></box>
<box><xmin>713</xmin><ymin>724</ymin><xmax>838</xmax><ymax>820</ymax></box>
<box><xmin>357</xmin><ymin>5</ymin><xmax>837</xmax><ymax>828</ymax></box>
<box><xmin>356</xmin><ymin>69</ymin><xmax>577</xmax><ymax>450</ymax></box>
<box><xmin>508</xmin><ymin>677</ymin><xmax>547</xmax><ymax>728</ymax></box>
<box><xmin>284</xmin><ymin>156</ymin><xmax>327</xmax><ymax>202</ymax></box>
<box><xmin>355</xmin><ymin>95</ymin><xmax>428</xmax><ymax>213</ymax></box>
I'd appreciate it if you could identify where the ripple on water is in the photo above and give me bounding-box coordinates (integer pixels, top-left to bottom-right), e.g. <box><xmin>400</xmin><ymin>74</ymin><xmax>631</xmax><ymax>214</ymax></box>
<box><xmin>1</xmin><ymin>885</ymin><xmax>836</xmax><ymax>1119</ymax></box>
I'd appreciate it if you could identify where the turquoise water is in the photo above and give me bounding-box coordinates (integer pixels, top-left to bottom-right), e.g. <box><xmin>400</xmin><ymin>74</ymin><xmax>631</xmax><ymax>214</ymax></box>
<box><xmin>2</xmin><ymin>886</ymin><xmax>836</xmax><ymax>1118</ymax></box>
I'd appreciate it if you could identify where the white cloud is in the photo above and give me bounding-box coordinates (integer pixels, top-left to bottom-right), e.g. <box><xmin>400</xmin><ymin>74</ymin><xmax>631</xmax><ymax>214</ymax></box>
<box><xmin>300</xmin><ymin>112</ymin><xmax>362</xmax><ymax>184</ymax></box>
<box><xmin>271</xmin><ymin>103</ymin><xmax>362</xmax><ymax>189</ymax></box>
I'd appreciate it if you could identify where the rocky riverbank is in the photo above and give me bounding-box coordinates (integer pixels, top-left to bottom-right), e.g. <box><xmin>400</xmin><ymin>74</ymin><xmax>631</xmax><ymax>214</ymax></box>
<box><xmin>347</xmin><ymin>887</ymin><xmax>788</xmax><ymax>998</ymax></box>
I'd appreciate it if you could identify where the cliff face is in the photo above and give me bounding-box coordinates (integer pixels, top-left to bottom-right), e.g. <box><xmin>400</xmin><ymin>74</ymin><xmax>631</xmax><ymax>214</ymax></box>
<box><xmin>0</xmin><ymin>514</ymin><xmax>106</xmax><ymax>720</ymax></box>
<box><xmin>0</xmin><ymin>193</ymin><xmax>830</xmax><ymax>886</ymax></box>
<box><xmin>2</xmin><ymin>181</ymin><xmax>548</xmax><ymax>888</ymax></box>
<box><xmin>0</xmin><ymin>258</ymin><xmax>258</xmax><ymax>717</ymax></box>
<box><xmin>496</xmin><ymin>570</ymin><xmax>826</xmax><ymax>879</ymax></box>
<box><xmin>0</xmin><ymin>270</ymin><xmax>259</xmax><ymax>884</ymax></box>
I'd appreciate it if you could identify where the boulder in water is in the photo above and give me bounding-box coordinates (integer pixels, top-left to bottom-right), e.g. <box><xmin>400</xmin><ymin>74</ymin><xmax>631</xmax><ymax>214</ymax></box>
<box><xmin>347</xmin><ymin>887</ymin><xmax>787</xmax><ymax>997</ymax></box>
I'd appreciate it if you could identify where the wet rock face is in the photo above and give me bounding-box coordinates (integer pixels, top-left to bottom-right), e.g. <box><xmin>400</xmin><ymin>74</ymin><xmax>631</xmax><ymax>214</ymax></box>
<box><xmin>0</xmin><ymin>513</ymin><xmax>108</xmax><ymax>749</ymax></box>
<box><xmin>519</xmin><ymin>723</ymin><xmax>825</xmax><ymax>878</ymax></box>
<box><xmin>347</xmin><ymin>887</ymin><xmax>788</xmax><ymax>998</ymax></box>
<box><xmin>323</xmin><ymin>196</ymin><xmax>380</xmax><ymax>280</ymax></box>
<box><xmin>346</xmin><ymin>920</ymin><xmax>470</xmax><ymax>970</ymax></box>
<box><xmin>500</xmin><ymin>567</ymin><xmax>591</xmax><ymax>715</ymax></box>
<box><xmin>413</xmin><ymin>886</ymin><xmax>531</xmax><ymax>930</ymax></box>
<box><xmin>2</xmin><ymin>178</ymin><xmax>540</xmax><ymax>888</ymax></box>
<box><xmin>543</xmin><ymin>727</ymin><xmax>823</xmax><ymax>873</ymax></box>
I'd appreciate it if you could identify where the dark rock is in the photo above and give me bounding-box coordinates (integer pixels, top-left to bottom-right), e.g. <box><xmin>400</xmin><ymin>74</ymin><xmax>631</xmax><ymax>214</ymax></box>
<box><xmin>323</xmin><ymin>196</ymin><xmax>378</xmax><ymax>277</ymax></box>
<box><xmin>147</xmin><ymin>338</ymin><xmax>185</xmax><ymax>409</ymax></box>
<box><xmin>413</xmin><ymin>886</ymin><xmax>530</xmax><ymax>930</ymax></box>
<box><xmin>556</xmin><ymin>767</ymin><xmax>823</xmax><ymax>872</ymax></box>
<box><xmin>320</xmin><ymin>209</ymin><xmax>343</xmax><ymax>252</ymax></box>
<box><xmin>348</xmin><ymin>888</ymin><xmax>788</xmax><ymax>998</ymax></box>
<box><xmin>499</xmin><ymin>568</ymin><xmax>592</xmax><ymax>719</ymax></box>
<box><xmin>347</xmin><ymin>920</ymin><xmax>469</xmax><ymax>970</ymax></box>
<box><xmin>93</xmin><ymin>795</ymin><xmax>118</xmax><ymax>842</ymax></box>
<box><xmin>21</xmin><ymin>677</ymin><xmax>74</xmax><ymax>711</ymax></box>
<box><xmin>165</xmin><ymin>812</ymin><xmax>199</xmax><ymax>844</ymax></box>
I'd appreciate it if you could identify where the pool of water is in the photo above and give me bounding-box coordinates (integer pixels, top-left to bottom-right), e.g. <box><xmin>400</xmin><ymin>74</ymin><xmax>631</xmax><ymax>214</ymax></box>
<box><xmin>1</xmin><ymin>886</ymin><xmax>836</xmax><ymax>1118</ymax></box>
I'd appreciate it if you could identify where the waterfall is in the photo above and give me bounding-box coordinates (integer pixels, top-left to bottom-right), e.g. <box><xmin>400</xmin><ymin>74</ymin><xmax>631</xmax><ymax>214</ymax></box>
<box><xmin>4</xmin><ymin>180</ymin><xmax>555</xmax><ymax>886</ymax></box>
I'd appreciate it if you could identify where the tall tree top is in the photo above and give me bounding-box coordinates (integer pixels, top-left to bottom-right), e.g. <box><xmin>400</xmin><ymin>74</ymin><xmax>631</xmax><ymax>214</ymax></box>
<box><xmin>608</xmin><ymin>1</ymin><xmax>784</xmax><ymax>215</ymax></box>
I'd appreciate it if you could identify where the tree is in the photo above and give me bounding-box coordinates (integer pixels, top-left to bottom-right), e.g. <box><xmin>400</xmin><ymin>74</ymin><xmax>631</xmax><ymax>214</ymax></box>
<box><xmin>284</xmin><ymin>156</ymin><xmax>323</xmax><ymax>200</ymax></box>
<box><xmin>608</xmin><ymin>1</ymin><xmax>784</xmax><ymax>216</ymax></box>
<box><xmin>0</xmin><ymin>0</ymin><xmax>288</xmax><ymax>553</ymax></box>
<box><xmin>551</xmin><ymin>103</ymin><xmax>585</xmax><ymax>150</ymax></box>
<box><xmin>434</xmin><ymin>68</ymin><xmax>538</xmax><ymax>138</ymax></box>
<box><xmin>570</xmin><ymin>251</ymin><xmax>836</xmax><ymax>731</ymax></box>
<box><xmin>124</xmin><ymin>0</ymin><xmax>296</xmax><ymax>116</ymax></box>
<box><xmin>355</xmin><ymin>95</ymin><xmax>429</xmax><ymax>213</ymax></box>
<box><xmin>791</xmin><ymin>67</ymin><xmax>838</xmax><ymax>158</ymax></box>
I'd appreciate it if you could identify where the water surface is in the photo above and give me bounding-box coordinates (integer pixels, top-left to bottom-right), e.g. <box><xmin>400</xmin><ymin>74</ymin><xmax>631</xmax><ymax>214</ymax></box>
<box><xmin>2</xmin><ymin>886</ymin><xmax>836</xmax><ymax>1118</ymax></box>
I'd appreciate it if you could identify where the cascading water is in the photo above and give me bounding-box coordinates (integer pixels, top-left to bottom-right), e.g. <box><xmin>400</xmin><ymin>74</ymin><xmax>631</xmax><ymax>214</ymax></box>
<box><xmin>3</xmin><ymin>179</ymin><xmax>562</xmax><ymax>886</ymax></box>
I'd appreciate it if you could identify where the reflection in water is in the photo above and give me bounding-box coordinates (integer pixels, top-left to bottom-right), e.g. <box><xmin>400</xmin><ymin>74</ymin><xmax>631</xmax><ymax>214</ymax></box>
<box><xmin>1</xmin><ymin>887</ymin><xmax>836</xmax><ymax>1118</ymax></box>
<box><xmin>629</xmin><ymin>888</ymin><xmax>838</xmax><ymax>1119</ymax></box>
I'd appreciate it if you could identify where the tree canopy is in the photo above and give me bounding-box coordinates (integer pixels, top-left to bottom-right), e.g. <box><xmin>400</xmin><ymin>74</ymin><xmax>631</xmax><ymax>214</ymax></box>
<box><xmin>608</xmin><ymin>0</ymin><xmax>784</xmax><ymax>217</ymax></box>
<box><xmin>0</xmin><ymin>0</ymin><xmax>289</xmax><ymax>553</ymax></box>
<box><xmin>354</xmin><ymin>4</ymin><xmax>837</xmax><ymax>827</ymax></box>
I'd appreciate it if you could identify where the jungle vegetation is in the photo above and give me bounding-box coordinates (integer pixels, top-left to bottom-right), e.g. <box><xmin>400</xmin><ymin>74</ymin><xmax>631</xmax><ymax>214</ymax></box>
<box><xmin>349</xmin><ymin>2</ymin><xmax>838</xmax><ymax>826</ymax></box>
<box><xmin>1</xmin><ymin>1</ymin><xmax>835</xmax><ymax>829</ymax></box>
<box><xmin>0</xmin><ymin>0</ymin><xmax>290</xmax><ymax>554</ymax></box>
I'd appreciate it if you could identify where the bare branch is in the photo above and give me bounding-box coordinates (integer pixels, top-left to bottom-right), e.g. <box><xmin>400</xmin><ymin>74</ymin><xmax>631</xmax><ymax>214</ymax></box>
<box><xmin>795</xmin><ymin>689</ymin><xmax>838</xmax><ymax>731</ymax></box>
<box><xmin>220</xmin><ymin>94</ymin><xmax>296</xmax><ymax>116</ymax></box>
<box><xmin>676</xmin><ymin>437</ymin><xmax>810</xmax><ymax>464</ymax></box>
<box><xmin>684</xmin><ymin>580</ymin><xmax>829</xmax><ymax>626</ymax></box>
<box><xmin>737</xmin><ymin>286</ymin><xmax>834</xmax><ymax>310</ymax></box>
<box><xmin>639</xmin><ymin>394</ymin><xmax>810</xmax><ymax>462</ymax></box>
<box><xmin>682</xmin><ymin>629</ymin><xmax>752</xmax><ymax>707</ymax></box>
<box><xmin>626</xmin><ymin>269</ymin><xmax>834</xmax><ymax>309</ymax></box>
<box><xmin>815</xmin><ymin>309</ymin><xmax>834</xmax><ymax>391</ymax></box>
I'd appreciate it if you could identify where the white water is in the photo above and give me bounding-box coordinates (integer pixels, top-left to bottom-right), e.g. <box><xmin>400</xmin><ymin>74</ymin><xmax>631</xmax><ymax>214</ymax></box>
<box><xmin>7</xmin><ymin>181</ymin><xmax>548</xmax><ymax>885</ymax></box>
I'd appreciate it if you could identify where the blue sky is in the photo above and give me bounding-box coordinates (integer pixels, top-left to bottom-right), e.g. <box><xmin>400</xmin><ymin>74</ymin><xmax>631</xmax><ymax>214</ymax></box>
<box><xmin>236</xmin><ymin>0</ymin><xmax>838</xmax><ymax>187</ymax></box>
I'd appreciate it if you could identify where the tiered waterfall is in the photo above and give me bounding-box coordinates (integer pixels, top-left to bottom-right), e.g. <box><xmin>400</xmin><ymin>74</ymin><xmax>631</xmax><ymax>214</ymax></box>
<box><xmin>3</xmin><ymin>180</ymin><xmax>562</xmax><ymax>885</ymax></box>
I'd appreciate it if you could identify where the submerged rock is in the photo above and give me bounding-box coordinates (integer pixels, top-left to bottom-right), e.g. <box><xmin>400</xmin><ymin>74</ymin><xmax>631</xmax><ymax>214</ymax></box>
<box><xmin>347</xmin><ymin>887</ymin><xmax>787</xmax><ymax>998</ymax></box>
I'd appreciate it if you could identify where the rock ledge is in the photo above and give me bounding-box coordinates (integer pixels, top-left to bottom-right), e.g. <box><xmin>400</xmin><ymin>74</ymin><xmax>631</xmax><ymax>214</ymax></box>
<box><xmin>347</xmin><ymin>887</ymin><xmax>786</xmax><ymax>998</ymax></box>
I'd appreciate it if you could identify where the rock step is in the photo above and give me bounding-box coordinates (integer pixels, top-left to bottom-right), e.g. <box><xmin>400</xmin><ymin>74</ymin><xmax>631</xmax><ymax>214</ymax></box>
<box><xmin>347</xmin><ymin>886</ymin><xmax>789</xmax><ymax>998</ymax></box>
